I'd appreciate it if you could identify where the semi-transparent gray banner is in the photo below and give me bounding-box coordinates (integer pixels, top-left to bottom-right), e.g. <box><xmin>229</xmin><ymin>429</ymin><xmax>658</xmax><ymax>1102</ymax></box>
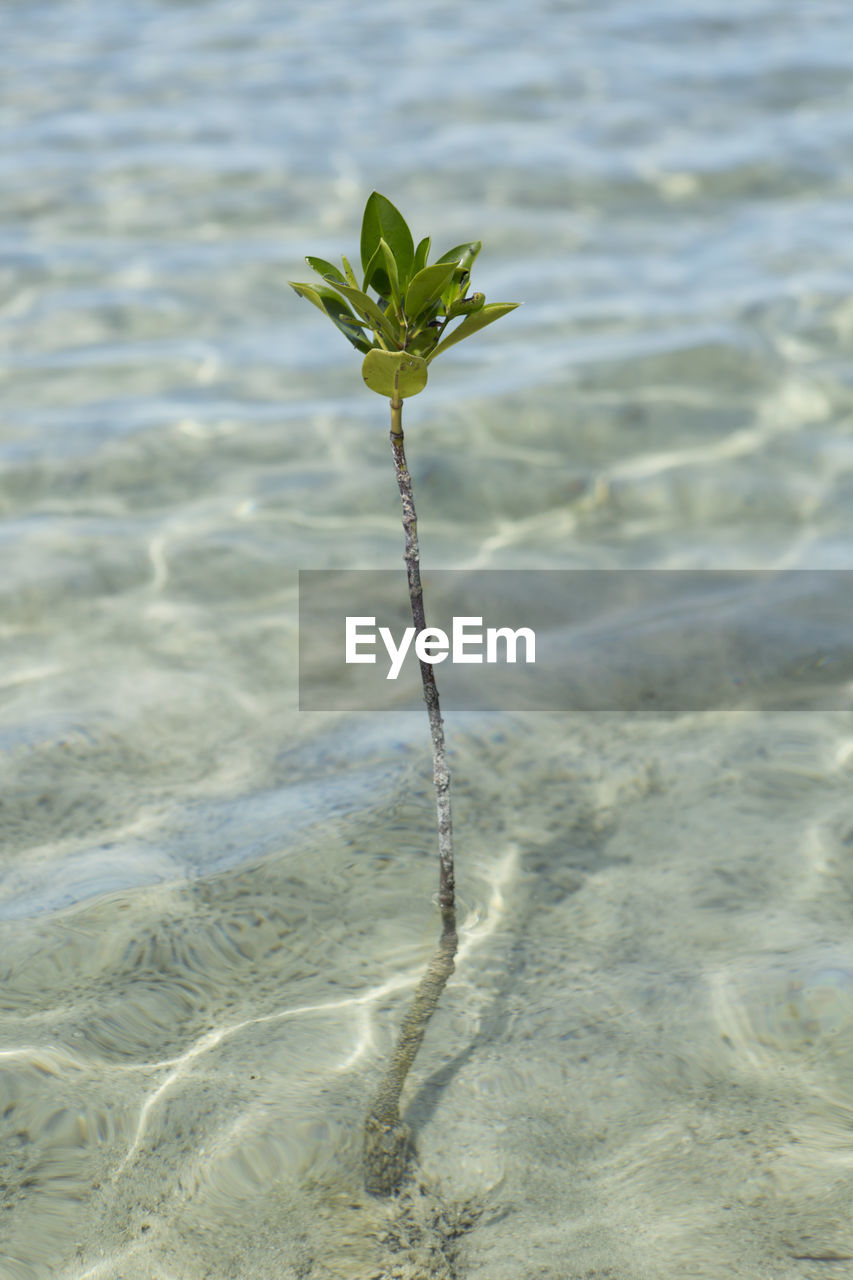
<box><xmin>298</xmin><ymin>570</ymin><xmax>853</xmax><ymax>711</ymax></box>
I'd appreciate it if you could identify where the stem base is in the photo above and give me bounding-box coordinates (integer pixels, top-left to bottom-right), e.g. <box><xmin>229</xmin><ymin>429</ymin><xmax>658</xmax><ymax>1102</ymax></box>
<box><xmin>363</xmin><ymin>1113</ymin><xmax>413</xmax><ymax>1197</ymax></box>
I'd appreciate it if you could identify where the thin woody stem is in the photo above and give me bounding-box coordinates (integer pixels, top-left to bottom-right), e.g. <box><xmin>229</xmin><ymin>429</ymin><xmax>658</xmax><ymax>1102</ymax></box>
<box><xmin>362</xmin><ymin>396</ymin><xmax>458</xmax><ymax>1196</ymax></box>
<box><xmin>389</xmin><ymin>397</ymin><xmax>455</xmax><ymax>921</ymax></box>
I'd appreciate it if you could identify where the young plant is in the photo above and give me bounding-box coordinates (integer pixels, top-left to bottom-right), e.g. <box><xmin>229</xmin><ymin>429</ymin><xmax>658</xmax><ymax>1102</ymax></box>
<box><xmin>290</xmin><ymin>193</ymin><xmax>518</xmax><ymax>1196</ymax></box>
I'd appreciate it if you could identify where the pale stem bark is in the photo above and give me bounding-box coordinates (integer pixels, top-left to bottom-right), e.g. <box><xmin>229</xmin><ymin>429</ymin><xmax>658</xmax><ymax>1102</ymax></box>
<box><xmin>362</xmin><ymin>395</ymin><xmax>458</xmax><ymax>1196</ymax></box>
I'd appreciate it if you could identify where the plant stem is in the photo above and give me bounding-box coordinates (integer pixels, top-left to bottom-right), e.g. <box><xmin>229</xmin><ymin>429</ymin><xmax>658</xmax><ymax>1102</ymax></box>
<box><xmin>389</xmin><ymin>399</ymin><xmax>455</xmax><ymax>918</ymax></box>
<box><xmin>362</xmin><ymin>396</ymin><xmax>458</xmax><ymax>1197</ymax></box>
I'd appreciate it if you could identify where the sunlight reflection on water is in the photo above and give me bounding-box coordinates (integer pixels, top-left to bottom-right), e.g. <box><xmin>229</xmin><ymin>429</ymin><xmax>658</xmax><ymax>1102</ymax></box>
<box><xmin>3</xmin><ymin>0</ymin><xmax>853</xmax><ymax>1275</ymax></box>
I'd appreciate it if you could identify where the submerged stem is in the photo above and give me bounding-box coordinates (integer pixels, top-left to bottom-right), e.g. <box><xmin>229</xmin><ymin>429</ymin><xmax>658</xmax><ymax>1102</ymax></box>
<box><xmin>362</xmin><ymin>397</ymin><xmax>458</xmax><ymax>1197</ymax></box>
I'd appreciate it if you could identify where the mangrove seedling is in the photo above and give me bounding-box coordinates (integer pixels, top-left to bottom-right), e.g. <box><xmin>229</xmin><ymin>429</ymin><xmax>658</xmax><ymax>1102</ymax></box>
<box><xmin>290</xmin><ymin>192</ymin><xmax>518</xmax><ymax>1195</ymax></box>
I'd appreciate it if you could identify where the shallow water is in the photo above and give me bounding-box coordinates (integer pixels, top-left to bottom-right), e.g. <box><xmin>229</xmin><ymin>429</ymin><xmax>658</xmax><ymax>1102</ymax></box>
<box><xmin>3</xmin><ymin>1</ymin><xmax>853</xmax><ymax>1276</ymax></box>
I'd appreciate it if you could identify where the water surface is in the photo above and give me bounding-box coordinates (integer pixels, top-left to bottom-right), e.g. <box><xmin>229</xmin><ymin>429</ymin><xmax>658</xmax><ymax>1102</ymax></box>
<box><xmin>3</xmin><ymin>1</ymin><xmax>853</xmax><ymax>1276</ymax></box>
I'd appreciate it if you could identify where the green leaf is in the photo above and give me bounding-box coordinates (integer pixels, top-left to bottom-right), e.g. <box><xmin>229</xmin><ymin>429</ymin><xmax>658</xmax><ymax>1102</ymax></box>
<box><xmin>428</xmin><ymin>302</ymin><xmax>520</xmax><ymax>362</ymax></box>
<box><xmin>413</xmin><ymin>236</ymin><xmax>431</xmax><ymax>275</ymax></box>
<box><xmin>289</xmin><ymin>281</ymin><xmax>372</xmax><ymax>353</ymax></box>
<box><xmin>328</xmin><ymin>280</ymin><xmax>400</xmax><ymax>345</ymax></box>
<box><xmin>305</xmin><ymin>256</ymin><xmax>346</xmax><ymax>285</ymax></box>
<box><xmin>406</xmin><ymin>327</ymin><xmax>440</xmax><ymax>357</ymax></box>
<box><xmin>362</xmin><ymin>349</ymin><xmax>428</xmax><ymax>399</ymax></box>
<box><xmin>379</xmin><ymin>238</ymin><xmax>402</xmax><ymax>310</ymax></box>
<box><xmin>435</xmin><ymin>241</ymin><xmax>483</xmax><ymax>307</ymax></box>
<box><xmin>341</xmin><ymin>255</ymin><xmax>359</xmax><ymax>289</ymax></box>
<box><xmin>362</xmin><ymin>242</ymin><xmax>390</xmax><ymax>298</ymax></box>
<box><xmin>435</xmin><ymin>240</ymin><xmax>482</xmax><ymax>270</ymax></box>
<box><xmin>404</xmin><ymin>261</ymin><xmax>458</xmax><ymax>323</ymax></box>
<box><xmin>360</xmin><ymin>192</ymin><xmax>414</xmax><ymax>287</ymax></box>
<box><xmin>446</xmin><ymin>290</ymin><xmax>485</xmax><ymax>319</ymax></box>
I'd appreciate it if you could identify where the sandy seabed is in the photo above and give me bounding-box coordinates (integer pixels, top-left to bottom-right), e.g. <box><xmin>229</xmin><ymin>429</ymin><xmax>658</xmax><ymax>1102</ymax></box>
<box><xmin>4</xmin><ymin>712</ymin><xmax>853</xmax><ymax>1279</ymax></box>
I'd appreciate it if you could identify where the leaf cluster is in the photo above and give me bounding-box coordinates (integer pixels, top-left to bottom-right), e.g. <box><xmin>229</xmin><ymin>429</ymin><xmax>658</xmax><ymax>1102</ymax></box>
<box><xmin>289</xmin><ymin>192</ymin><xmax>519</xmax><ymax>398</ymax></box>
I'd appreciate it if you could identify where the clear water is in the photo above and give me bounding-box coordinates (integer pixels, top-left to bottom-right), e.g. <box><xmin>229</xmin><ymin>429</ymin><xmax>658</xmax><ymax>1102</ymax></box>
<box><xmin>3</xmin><ymin>1</ymin><xmax>853</xmax><ymax>1276</ymax></box>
